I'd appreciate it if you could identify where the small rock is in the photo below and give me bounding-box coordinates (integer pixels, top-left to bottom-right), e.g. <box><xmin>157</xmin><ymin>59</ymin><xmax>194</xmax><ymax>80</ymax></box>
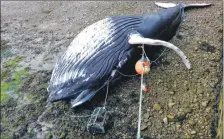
<box><xmin>194</xmin><ymin>47</ymin><xmax>199</xmax><ymax>51</ymax></box>
<box><xmin>193</xmin><ymin>98</ymin><xmax>197</xmax><ymax>103</ymax></box>
<box><xmin>167</xmin><ymin>114</ymin><xmax>175</xmax><ymax>119</ymax></box>
<box><xmin>201</xmin><ymin>101</ymin><xmax>208</xmax><ymax>107</ymax></box>
<box><xmin>182</xmin><ymin>107</ymin><xmax>192</xmax><ymax>114</ymax></box>
<box><xmin>153</xmin><ymin>104</ymin><xmax>161</xmax><ymax>111</ymax></box>
<box><xmin>163</xmin><ymin>117</ymin><xmax>168</xmax><ymax>124</ymax></box>
<box><xmin>185</xmin><ymin>133</ymin><xmax>191</xmax><ymax>139</ymax></box>
<box><xmin>205</xmin><ymin>107</ymin><xmax>211</xmax><ymax>112</ymax></box>
<box><xmin>176</xmin><ymin>32</ymin><xmax>184</xmax><ymax>39</ymax></box>
<box><xmin>143</xmin><ymin>113</ymin><xmax>150</xmax><ymax>119</ymax></box>
<box><xmin>175</xmin><ymin>63</ymin><xmax>179</xmax><ymax>67</ymax></box>
<box><xmin>157</xmin><ymin>79</ymin><xmax>162</xmax><ymax>84</ymax></box>
<box><xmin>34</xmin><ymin>38</ymin><xmax>44</xmax><ymax>43</ymax></box>
<box><xmin>188</xmin><ymin>120</ymin><xmax>196</xmax><ymax>126</ymax></box>
<box><xmin>168</xmin><ymin>102</ymin><xmax>175</xmax><ymax>108</ymax></box>
<box><xmin>140</xmin><ymin>124</ymin><xmax>148</xmax><ymax>131</ymax></box>
<box><xmin>169</xmin><ymin>91</ymin><xmax>175</xmax><ymax>95</ymax></box>
<box><xmin>159</xmin><ymin>110</ymin><xmax>163</xmax><ymax>114</ymax></box>
<box><xmin>143</xmin><ymin>118</ymin><xmax>149</xmax><ymax>123</ymax></box>
<box><xmin>206</xmin><ymin>93</ymin><xmax>210</xmax><ymax>97</ymax></box>
<box><xmin>176</xmin><ymin>122</ymin><xmax>181</xmax><ymax>129</ymax></box>
<box><xmin>190</xmin><ymin>130</ymin><xmax>197</xmax><ymax>135</ymax></box>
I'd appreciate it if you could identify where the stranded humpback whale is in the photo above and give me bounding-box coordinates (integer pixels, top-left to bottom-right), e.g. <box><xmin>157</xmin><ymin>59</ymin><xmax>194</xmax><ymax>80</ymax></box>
<box><xmin>47</xmin><ymin>2</ymin><xmax>211</xmax><ymax>107</ymax></box>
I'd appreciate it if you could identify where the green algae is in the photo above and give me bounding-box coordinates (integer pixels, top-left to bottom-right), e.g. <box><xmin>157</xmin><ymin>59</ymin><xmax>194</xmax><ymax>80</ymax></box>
<box><xmin>1</xmin><ymin>56</ymin><xmax>30</xmax><ymax>102</ymax></box>
<box><xmin>216</xmin><ymin>86</ymin><xmax>223</xmax><ymax>139</ymax></box>
<box><xmin>1</xmin><ymin>82</ymin><xmax>10</xmax><ymax>102</ymax></box>
<box><xmin>1</xmin><ymin>69</ymin><xmax>30</xmax><ymax>102</ymax></box>
<box><xmin>47</xmin><ymin>132</ymin><xmax>53</xmax><ymax>139</ymax></box>
<box><xmin>27</xmin><ymin>93</ymin><xmax>34</xmax><ymax>101</ymax></box>
<box><xmin>1</xmin><ymin>133</ymin><xmax>11</xmax><ymax>139</ymax></box>
<box><xmin>3</xmin><ymin>56</ymin><xmax>24</xmax><ymax>68</ymax></box>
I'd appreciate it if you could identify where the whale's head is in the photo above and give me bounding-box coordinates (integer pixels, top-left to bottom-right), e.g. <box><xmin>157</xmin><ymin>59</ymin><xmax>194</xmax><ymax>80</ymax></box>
<box><xmin>137</xmin><ymin>6</ymin><xmax>183</xmax><ymax>41</ymax></box>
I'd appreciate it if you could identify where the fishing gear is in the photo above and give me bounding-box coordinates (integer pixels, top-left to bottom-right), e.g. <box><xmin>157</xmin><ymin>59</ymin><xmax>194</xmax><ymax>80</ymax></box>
<box><xmin>136</xmin><ymin>45</ymin><xmax>151</xmax><ymax>139</ymax></box>
<box><xmin>87</xmin><ymin>107</ymin><xmax>109</xmax><ymax>134</ymax></box>
<box><xmin>87</xmin><ymin>82</ymin><xmax>110</xmax><ymax>134</ymax></box>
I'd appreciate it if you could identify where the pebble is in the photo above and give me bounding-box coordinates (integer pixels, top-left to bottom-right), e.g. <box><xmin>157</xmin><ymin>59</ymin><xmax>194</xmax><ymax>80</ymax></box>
<box><xmin>205</xmin><ymin>107</ymin><xmax>211</xmax><ymax>112</ymax></box>
<box><xmin>143</xmin><ymin>118</ymin><xmax>149</xmax><ymax>123</ymax></box>
<box><xmin>140</xmin><ymin>124</ymin><xmax>148</xmax><ymax>131</ymax></box>
<box><xmin>185</xmin><ymin>133</ymin><xmax>191</xmax><ymax>139</ymax></box>
<box><xmin>168</xmin><ymin>102</ymin><xmax>175</xmax><ymax>108</ymax></box>
<box><xmin>182</xmin><ymin>107</ymin><xmax>193</xmax><ymax>114</ymax></box>
<box><xmin>194</xmin><ymin>47</ymin><xmax>199</xmax><ymax>51</ymax></box>
<box><xmin>143</xmin><ymin>113</ymin><xmax>150</xmax><ymax>119</ymax></box>
<box><xmin>176</xmin><ymin>122</ymin><xmax>181</xmax><ymax>129</ymax></box>
<box><xmin>188</xmin><ymin>120</ymin><xmax>196</xmax><ymax>126</ymax></box>
<box><xmin>175</xmin><ymin>64</ymin><xmax>179</xmax><ymax>67</ymax></box>
<box><xmin>153</xmin><ymin>104</ymin><xmax>161</xmax><ymax>111</ymax></box>
<box><xmin>34</xmin><ymin>38</ymin><xmax>44</xmax><ymax>43</ymax></box>
<box><xmin>163</xmin><ymin>117</ymin><xmax>168</xmax><ymax>124</ymax></box>
<box><xmin>190</xmin><ymin>130</ymin><xmax>197</xmax><ymax>135</ymax></box>
<box><xmin>167</xmin><ymin>114</ymin><xmax>175</xmax><ymax>119</ymax></box>
<box><xmin>201</xmin><ymin>101</ymin><xmax>208</xmax><ymax>107</ymax></box>
<box><xmin>157</xmin><ymin>79</ymin><xmax>162</xmax><ymax>84</ymax></box>
<box><xmin>176</xmin><ymin>32</ymin><xmax>184</xmax><ymax>39</ymax></box>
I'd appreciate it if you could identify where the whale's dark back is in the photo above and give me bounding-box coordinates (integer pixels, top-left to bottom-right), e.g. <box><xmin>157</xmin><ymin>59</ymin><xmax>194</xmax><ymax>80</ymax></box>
<box><xmin>137</xmin><ymin>5</ymin><xmax>183</xmax><ymax>41</ymax></box>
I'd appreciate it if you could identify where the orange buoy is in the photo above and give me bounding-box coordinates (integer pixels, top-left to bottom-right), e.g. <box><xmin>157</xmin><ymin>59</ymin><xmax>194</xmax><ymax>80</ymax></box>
<box><xmin>135</xmin><ymin>57</ymin><xmax>150</xmax><ymax>75</ymax></box>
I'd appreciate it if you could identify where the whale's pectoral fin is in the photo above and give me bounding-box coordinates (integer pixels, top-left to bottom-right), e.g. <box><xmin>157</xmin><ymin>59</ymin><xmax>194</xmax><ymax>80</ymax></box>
<box><xmin>155</xmin><ymin>2</ymin><xmax>212</xmax><ymax>9</ymax></box>
<box><xmin>128</xmin><ymin>31</ymin><xmax>191</xmax><ymax>69</ymax></box>
<box><xmin>71</xmin><ymin>89</ymin><xmax>96</xmax><ymax>108</ymax></box>
<box><xmin>70</xmin><ymin>69</ymin><xmax>121</xmax><ymax>108</ymax></box>
<box><xmin>155</xmin><ymin>2</ymin><xmax>178</xmax><ymax>8</ymax></box>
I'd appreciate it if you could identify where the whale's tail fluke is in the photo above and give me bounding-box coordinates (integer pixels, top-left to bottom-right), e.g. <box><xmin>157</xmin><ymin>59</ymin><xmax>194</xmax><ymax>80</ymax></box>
<box><xmin>155</xmin><ymin>2</ymin><xmax>212</xmax><ymax>9</ymax></box>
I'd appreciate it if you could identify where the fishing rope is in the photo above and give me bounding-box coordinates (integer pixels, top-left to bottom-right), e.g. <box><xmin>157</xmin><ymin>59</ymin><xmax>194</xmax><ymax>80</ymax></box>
<box><xmin>141</xmin><ymin>47</ymin><xmax>168</xmax><ymax>65</ymax></box>
<box><xmin>116</xmin><ymin>70</ymin><xmax>138</xmax><ymax>77</ymax></box>
<box><xmin>103</xmin><ymin>82</ymin><xmax>109</xmax><ymax>108</ymax></box>
<box><xmin>152</xmin><ymin>48</ymin><xmax>168</xmax><ymax>63</ymax></box>
<box><xmin>137</xmin><ymin>45</ymin><xmax>146</xmax><ymax>139</ymax></box>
